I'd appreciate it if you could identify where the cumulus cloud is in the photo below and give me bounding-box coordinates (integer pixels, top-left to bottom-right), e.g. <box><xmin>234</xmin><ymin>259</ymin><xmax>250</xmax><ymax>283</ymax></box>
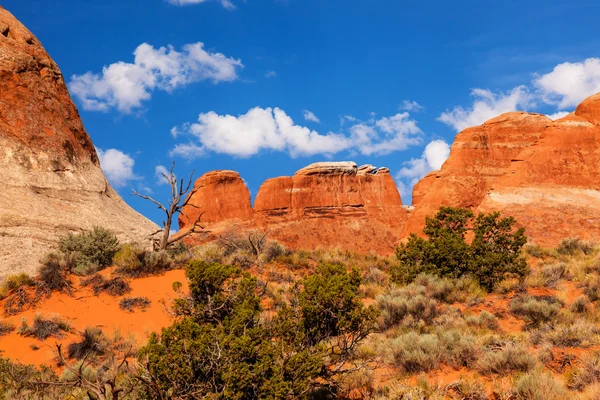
<box><xmin>547</xmin><ymin>111</ymin><xmax>570</xmax><ymax>120</ymax></box>
<box><xmin>395</xmin><ymin>140</ymin><xmax>450</xmax><ymax>198</ymax></box>
<box><xmin>155</xmin><ymin>165</ymin><xmax>171</xmax><ymax>185</ymax></box>
<box><xmin>69</xmin><ymin>42</ymin><xmax>243</xmax><ymax>113</ymax></box>
<box><xmin>171</xmin><ymin>107</ymin><xmax>423</xmax><ymax>158</ymax></box>
<box><xmin>303</xmin><ymin>110</ymin><xmax>321</xmax><ymax>123</ymax></box>
<box><xmin>438</xmin><ymin>86</ymin><xmax>533</xmax><ymax>132</ymax></box>
<box><xmin>96</xmin><ymin>148</ymin><xmax>138</xmax><ymax>187</ymax></box>
<box><xmin>534</xmin><ymin>58</ymin><xmax>600</xmax><ymax>108</ymax></box>
<box><xmin>167</xmin><ymin>0</ymin><xmax>236</xmax><ymax>9</ymax></box>
<box><xmin>400</xmin><ymin>100</ymin><xmax>424</xmax><ymax>112</ymax></box>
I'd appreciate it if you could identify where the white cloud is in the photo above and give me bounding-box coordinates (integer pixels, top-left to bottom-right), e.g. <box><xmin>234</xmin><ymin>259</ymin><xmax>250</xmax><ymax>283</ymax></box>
<box><xmin>547</xmin><ymin>111</ymin><xmax>570</xmax><ymax>120</ymax></box>
<box><xmin>265</xmin><ymin>70</ymin><xmax>277</xmax><ymax>78</ymax></box>
<box><xmin>438</xmin><ymin>86</ymin><xmax>533</xmax><ymax>132</ymax></box>
<box><xmin>155</xmin><ymin>165</ymin><xmax>171</xmax><ymax>185</ymax></box>
<box><xmin>96</xmin><ymin>148</ymin><xmax>138</xmax><ymax>187</ymax></box>
<box><xmin>303</xmin><ymin>110</ymin><xmax>321</xmax><ymax>123</ymax></box>
<box><xmin>69</xmin><ymin>42</ymin><xmax>243</xmax><ymax>113</ymax></box>
<box><xmin>171</xmin><ymin>107</ymin><xmax>423</xmax><ymax>158</ymax></box>
<box><xmin>400</xmin><ymin>100</ymin><xmax>424</xmax><ymax>112</ymax></box>
<box><xmin>167</xmin><ymin>0</ymin><xmax>236</xmax><ymax>9</ymax></box>
<box><xmin>534</xmin><ymin>58</ymin><xmax>600</xmax><ymax>108</ymax></box>
<box><xmin>395</xmin><ymin>140</ymin><xmax>450</xmax><ymax>199</ymax></box>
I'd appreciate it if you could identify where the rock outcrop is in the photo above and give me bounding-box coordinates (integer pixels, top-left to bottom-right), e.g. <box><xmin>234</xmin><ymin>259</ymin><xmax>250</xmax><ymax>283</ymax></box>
<box><xmin>477</xmin><ymin>94</ymin><xmax>600</xmax><ymax>246</ymax></box>
<box><xmin>180</xmin><ymin>162</ymin><xmax>407</xmax><ymax>254</ymax></box>
<box><xmin>178</xmin><ymin>170</ymin><xmax>253</xmax><ymax>227</ymax></box>
<box><xmin>0</xmin><ymin>7</ymin><xmax>158</xmax><ymax>278</ymax></box>
<box><xmin>403</xmin><ymin>112</ymin><xmax>550</xmax><ymax>236</ymax></box>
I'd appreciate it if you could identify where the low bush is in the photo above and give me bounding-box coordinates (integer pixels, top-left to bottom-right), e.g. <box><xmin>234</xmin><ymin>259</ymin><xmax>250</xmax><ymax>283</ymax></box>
<box><xmin>568</xmin><ymin>352</ymin><xmax>600</xmax><ymax>391</ymax></box>
<box><xmin>476</xmin><ymin>343</ymin><xmax>537</xmax><ymax>375</ymax></box>
<box><xmin>81</xmin><ymin>274</ymin><xmax>131</xmax><ymax>296</ymax></box>
<box><xmin>557</xmin><ymin>238</ymin><xmax>595</xmax><ymax>256</ymax></box>
<box><xmin>0</xmin><ymin>273</ymin><xmax>35</xmax><ymax>300</ymax></box>
<box><xmin>59</xmin><ymin>227</ymin><xmax>120</xmax><ymax>274</ymax></box>
<box><xmin>509</xmin><ymin>295</ymin><xmax>562</xmax><ymax>328</ymax></box>
<box><xmin>114</xmin><ymin>244</ymin><xmax>173</xmax><ymax>277</ymax></box>
<box><xmin>447</xmin><ymin>380</ymin><xmax>488</xmax><ymax>400</ymax></box>
<box><xmin>119</xmin><ymin>297</ymin><xmax>151</xmax><ymax>312</ymax></box>
<box><xmin>38</xmin><ymin>252</ymin><xmax>76</xmax><ymax>295</ymax></box>
<box><xmin>0</xmin><ymin>320</ymin><xmax>14</xmax><ymax>336</ymax></box>
<box><xmin>18</xmin><ymin>315</ymin><xmax>71</xmax><ymax>340</ymax></box>
<box><xmin>544</xmin><ymin>320</ymin><xmax>597</xmax><ymax>347</ymax></box>
<box><xmin>67</xmin><ymin>327</ymin><xmax>105</xmax><ymax>360</ymax></box>
<box><xmin>465</xmin><ymin>310</ymin><xmax>500</xmax><ymax>330</ymax></box>
<box><xmin>514</xmin><ymin>370</ymin><xmax>567</xmax><ymax>400</ymax></box>
<box><xmin>3</xmin><ymin>286</ymin><xmax>35</xmax><ymax>315</ymax></box>
<box><xmin>377</xmin><ymin>289</ymin><xmax>438</xmax><ymax>329</ymax></box>
<box><xmin>571</xmin><ymin>295</ymin><xmax>590</xmax><ymax>313</ymax></box>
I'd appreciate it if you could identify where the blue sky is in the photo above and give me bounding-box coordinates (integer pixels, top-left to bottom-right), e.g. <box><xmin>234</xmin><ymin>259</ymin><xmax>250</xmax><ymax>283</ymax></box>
<box><xmin>5</xmin><ymin>0</ymin><xmax>600</xmax><ymax>227</ymax></box>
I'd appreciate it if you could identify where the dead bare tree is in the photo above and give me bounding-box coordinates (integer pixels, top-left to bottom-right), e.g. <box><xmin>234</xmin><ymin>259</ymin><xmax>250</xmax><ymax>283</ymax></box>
<box><xmin>133</xmin><ymin>162</ymin><xmax>204</xmax><ymax>251</ymax></box>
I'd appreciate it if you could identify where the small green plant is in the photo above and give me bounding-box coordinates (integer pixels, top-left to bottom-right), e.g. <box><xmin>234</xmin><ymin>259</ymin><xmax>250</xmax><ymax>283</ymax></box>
<box><xmin>59</xmin><ymin>227</ymin><xmax>120</xmax><ymax>274</ymax></box>
<box><xmin>119</xmin><ymin>297</ymin><xmax>151</xmax><ymax>312</ymax></box>
<box><xmin>18</xmin><ymin>315</ymin><xmax>71</xmax><ymax>340</ymax></box>
<box><xmin>476</xmin><ymin>343</ymin><xmax>537</xmax><ymax>375</ymax></box>
<box><xmin>510</xmin><ymin>295</ymin><xmax>562</xmax><ymax>328</ymax></box>
<box><xmin>114</xmin><ymin>244</ymin><xmax>173</xmax><ymax>277</ymax></box>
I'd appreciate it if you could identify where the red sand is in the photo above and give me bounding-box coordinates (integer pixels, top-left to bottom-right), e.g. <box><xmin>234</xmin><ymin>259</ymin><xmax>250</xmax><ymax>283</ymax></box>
<box><xmin>0</xmin><ymin>268</ymin><xmax>186</xmax><ymax>366</ymax></box>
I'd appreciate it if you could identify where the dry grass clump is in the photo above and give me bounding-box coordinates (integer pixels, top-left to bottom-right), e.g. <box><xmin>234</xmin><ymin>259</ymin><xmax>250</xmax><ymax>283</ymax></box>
<box><xmin>570</xmin><ymin>295</ymin><xmax>590</xmax><ymax>313</ymax></box>
<box><xmin>67</xmin><ymin>327</ymin><xmax>106</xmax><ymax>360</ymax></box>
<box><xmin>465</xmin><ymin>310</ymin><xmax>500</xmax><ymax>331</ymax></box>
<box><xmin>18</xmin><ymin>315</ymin><xmax>71</xmax><ymax>340</ymax></box>
<box><xmin>557</xmin><ymin>238</ymin><xmax>596</xmax><ymax>257</ymax></box>
<box><xmin>514</xmin><ymin>370</ymin><xmax>567</xmax><ymax>400</ymax></box>
<box><xmin>0</xmin><ymin>273</ymin><xmax>35</xmax><ymax>300</ymax></box>
<box><xmin>81</xmin><ymin>274</ymin><xmax>131</xmax><ymax>296</ymax></box>
<box><xmin>509</xmin><ymin>295</ymin><xmax>562</xmax><ymax>328</ymax></box>
<box><xmin>114</xmin><ymin>244</ymin><xmax>173</xmax><ymax>277</ymax></box>
<box><xmin>387</xmin><ymin>330</ymin><xmax>479</xmax><ymax>373</ymax></box>
<box><xmin>0</xmin><ymin>320</ymin><xmax>15</xmax><ymax>336</ymax></box>
<box><xmin>568</xmin><ymin>352</ymin><xmax>600</xmax><ymax>391</ymax></box>
<box><xmin>37</xmin><ymin>252</ymin><xmax>75</xmax><ymax>295</ymax></box>
<box><xmin>446</xmin><ymin>380</ymin><xmax>488</xmax><ymax>400</ymax></box>
<box><xmin>119</xmin><ymin>297</ymin><xmax>151</xmax><ymax>312</ymax></box>
<box><xmin>542</xmin><ymin>320</ymin><xmax>599</xmax><ymax>347</ymax></box>
<box><xmin>476</xmin><ymin>342</ymin><xmax>537</xmax><ymax>375</ymax></box>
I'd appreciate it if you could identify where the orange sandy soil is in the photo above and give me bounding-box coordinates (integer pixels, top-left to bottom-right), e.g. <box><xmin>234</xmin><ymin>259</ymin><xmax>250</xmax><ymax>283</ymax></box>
<box><xmin>0</xmin><ymin>268</ymin><xmax>186</xmax><ymax>366</ymax></box>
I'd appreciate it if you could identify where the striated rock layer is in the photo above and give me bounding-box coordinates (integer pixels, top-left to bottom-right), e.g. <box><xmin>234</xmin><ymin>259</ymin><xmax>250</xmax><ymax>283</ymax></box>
<box><xmin>477</xmin><ymin>94</ymin><xmax>600</xmax><ymax>246</ymax></box>
<box><xmin>180</xmin><ymin>162</ymin><xmax>407</xmax><ymax>254</ymax></box>
<box><xmin>403</xmin><ymin>112</ymin><xmax>550</xmax><ymax>236</ymax></box>
<box><xmin>0</xmin><ymin>7</ymin><xmax>158</xmax><ymax>278</ymax></box>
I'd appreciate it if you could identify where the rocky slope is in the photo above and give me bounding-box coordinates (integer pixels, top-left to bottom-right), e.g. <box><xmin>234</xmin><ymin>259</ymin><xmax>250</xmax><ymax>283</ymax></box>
<box><xmin>180</xmin><ymin>162</ymin><xmax>407</xmax><ymax>254</ymax></box>
<box><xmin>0</xmin><ymin>7</ymin><xmax>158</xmax><ymax>278</ymax></box>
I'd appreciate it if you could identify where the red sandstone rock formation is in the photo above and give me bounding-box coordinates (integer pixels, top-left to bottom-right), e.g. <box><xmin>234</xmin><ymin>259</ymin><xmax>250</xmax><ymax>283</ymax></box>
<box><xmin>178</xmin><ymin>170</ymin><xmax>253</xmax><ymax>228</ymax></box>
<box><xmin>180</xmin><ymin>162</ymin><xmax>407</xmax><ymax>254</ymax></box>
<box><xmin>0</xmin><ymin>7</ymin><xmax>158</xmax><ymax>278</ymax></box>
<box><xmin>477</xmin><ymin>94</ymin><xmax>600</xmax><ymax>246</ymax></box>
<box><xmin>403</xmin><ymin>112</ymin><xmax>550</xmax><ymax>236</ymax></box>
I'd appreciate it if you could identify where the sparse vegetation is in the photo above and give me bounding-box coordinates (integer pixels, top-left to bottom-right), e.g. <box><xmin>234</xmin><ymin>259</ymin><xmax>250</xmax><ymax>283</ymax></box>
<box><xmin>119</xmin><ymin>297</ymin><xmax>151</xmax><ymax>312</ymax></box>
<box><xmin>67</xmin><ymin>327</ymin><xmax>105</xmax><ymax>360</ymax></box>
<box><xmin>18</xmin><ymin>315</ymin><xmax>71</xmax><ymax>340</ymax></box>
<box><xmin>81</xmin><ymin>274</ymin><xmax>131</xmax><ymax>296</ymax></box>
<box><xmin>58</xmin><ymin>227</ymin><xmax>120</xmax><ymax>275</ymax></box>
<box><xmin>0</xmin><ymin>320</ymin><xmax>14</xmax><ymax>336</ymax></box>
<box><xmin>114</xmin><ymin>244</ymin><xmax>173</xmax><ymax>277</ymax></box>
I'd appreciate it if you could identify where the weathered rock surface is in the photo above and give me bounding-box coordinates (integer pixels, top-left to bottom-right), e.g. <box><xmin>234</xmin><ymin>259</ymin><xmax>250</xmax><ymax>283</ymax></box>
<box><xmin>0</xmin><ymin>7</ymin><xmax>158</xmax><ymax>278</ymax></box>
<box><xmin>477</xmin><ymin>94</ymin><xmax>600</xmax><ymax>246</ymax></box>
<box><xmin>403</xmin><ymin>112</ymin><xmax>550</xmax><ymax>236</ymax></box>
<box><xmin>181</xmin><ymin>162</ymin><xmax>407</xmax><ymax>254</ymax></box>
<box><xmin>178</xmin><ymin>170</ymin><xmax>253</xmax><ymax>227</ymax></box>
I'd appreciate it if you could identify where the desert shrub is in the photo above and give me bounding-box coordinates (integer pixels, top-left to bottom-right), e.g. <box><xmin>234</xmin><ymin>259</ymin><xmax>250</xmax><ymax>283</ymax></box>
<box><xmin>81</xmin><ymin>274</ymin><xmax>131</xmax><ymax>296</ymax></box>
<box><xmin>0</xmin><ymin>320</ymin><xmax>15</xmax><ymax>336</ymax></box>
<box><xmin>509</xmin><ymin>295</ymin><xmax>562</xmax><ymax>328</ymax></box>
<box><xmin>119</xmin><ymin>297</ymin><xmax>151</xmax><ymax>312</ymax></box>
<box><xmin>569</xmin><ymin>352</ymin><xmax>600</xmax><ymax>390</ymax></box>
<box><xmin>377</xmin><ymin>288</ymin><xmax>438</xmax><ymax>329</ymax></box>
<box><xmin>465</xmin><ymin>310</ymin><xmax>500</xmax><ymax>330</ymax></box>
<box><xmin>3</xmin><ymin>286</ymin><xmax>35</xmax><ymax>315</ymax></box>
<box><xmin>514</xmin><ymin>370</ymin><xmax>567</xmax><ymax>400</ymax></box>
<box><xmin>363</xmin><ymin>267</ymin><xmax>388</xmax><ymax>286</ymax></box>
<box><xmin>0</xmin><ymin>356</ymin><xmax>67</xmax><ymax>399</ymax></box>
<box><xmin>67</xmin><ymin>327</ymin><xmax>105</xmax><ymax>360</ymax></box>
<box><xmin>544</xmin><ymin>320</ymin><xmax>598</xmax><ymax>347</ymax></box>
<box><xmin>571</xmin><ymin>295</ymin><xmax>590</xmax><ymax>313</ymax></box>
<box><xmin>538</xmin><ymin>262</ymin><xmax>569</xmax><ymax>287</ymax></box>
<box><xmin>115</xmin><ymin>244</ymin><xmax>173</xmax><ymax>277</ymax></box>
<box><xmin>262</xmin><ymin>240</ymin><xmax>287</xmax><ymax>262</ymax></box>
<box><xmin>37</xmin><ymin>252</ymin><xmax>74</xmax><ymax>295</ymax></box>
<box><xmin>557</xmin><ymin>238</ymin><xmax>595</xmax><ymax>256</ymax></box>
<box><xmin>447</xmin><ymin>380</ymin><xmax>488</xmax><ymax>400</ymax></box>
<box><xmin>525</xmin><ymin>244</ymin><xmax>553</xmax><ymax>258</ymax></box>
<box><xmin>191</xmin><ymin>243</ymin><xmax>226</xmax><ymax>264</ymax></box>
<box><xmin>0</xmin><ymin>273</ymin><xmax>35</xmax><ymax>300</ymax></box>
<box><xmin>18</xmin><ymin>315</ymin><xmax>71</xmax><ymax>340</ymax></box>
<box><xmin>59</xmin><ymin>227</ymin><xmax>120</xmax><ymax>274</ymax></box>
<box><xmin>438</xmin><ymin>330</ymin><xmax>479</xmax><ymax>368</ymax></box>
<box><xmin>476</xmin><ymin>343</ymin><xmax>537</xmax><ymax>375</ymax></box>
<box><xmin>392</xmin><ymin>207</ymin><xmax>528</xmax><ymax>291</ymax></box>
